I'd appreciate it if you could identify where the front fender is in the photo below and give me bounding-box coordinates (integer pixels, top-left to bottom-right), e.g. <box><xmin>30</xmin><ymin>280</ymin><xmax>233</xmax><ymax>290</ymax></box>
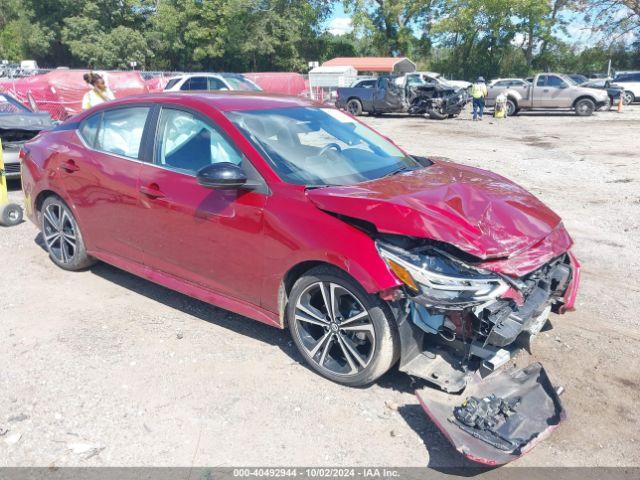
<box><xmin>261</xmin><ymin>187</ymin><xmax>401</xmax><ymax>314</ymax></box>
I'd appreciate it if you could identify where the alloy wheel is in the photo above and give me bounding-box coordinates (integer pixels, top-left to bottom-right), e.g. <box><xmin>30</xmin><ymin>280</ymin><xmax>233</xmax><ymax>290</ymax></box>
<box><xmin>43</xmin><ymin>203</ymin><xmax>77</xmax><ymax>264</ymax></box>
<box><xmin>293</xmin><ymin>281</ymin><xmax>376</xmax><ymax>377</ymax></box>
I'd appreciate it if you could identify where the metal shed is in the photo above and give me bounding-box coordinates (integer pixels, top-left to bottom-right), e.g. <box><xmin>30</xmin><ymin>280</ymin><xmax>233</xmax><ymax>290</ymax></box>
<box><xmin>308</xmin><ymin>65</ymin><xmax>358</xmax><ymax>101</ymax></box>
<box><xmin>322</xmin><ymin>57</ymin><xmax>416</xmax><ymax>75</ymax></box>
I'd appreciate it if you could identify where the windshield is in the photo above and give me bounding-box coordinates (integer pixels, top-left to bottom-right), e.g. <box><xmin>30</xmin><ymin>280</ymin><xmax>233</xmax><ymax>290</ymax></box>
<box><xmin>226</xmin><ymin>107</ymin><xmax>420</xmax><ymax>186</ymax></box>
<box><xmin>562</xmin><ymin>75</ymin><xmax>577</xmax><ymax>86</ymax></box>
<box><xmin>223</xmin><ymin>76</ymin><xmax>262</xmax><ymax>92</ymax></box>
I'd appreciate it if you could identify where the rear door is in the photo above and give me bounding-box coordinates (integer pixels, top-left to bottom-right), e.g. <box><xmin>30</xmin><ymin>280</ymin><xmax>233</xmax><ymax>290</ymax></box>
<box><xmin>63</xmin><ymin>106</ymin><xmax>152</xmax><ymax>263</ymax></box>
<box><xmin>135</xmin><ymin>106</ymin><xmax>268</xmax><ymax>305</ymax></box>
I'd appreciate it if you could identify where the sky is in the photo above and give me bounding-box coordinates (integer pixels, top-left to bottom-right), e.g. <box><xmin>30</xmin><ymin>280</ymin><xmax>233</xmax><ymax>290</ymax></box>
<box><xmin>326</xmin><ymin>4</ymin><xmax>353</xmax><ymax>36</ymax></box>
<box><xmin>324</xmin><ymin>4</ymin><xmax>636</xmax><ymax>48</ymax></box>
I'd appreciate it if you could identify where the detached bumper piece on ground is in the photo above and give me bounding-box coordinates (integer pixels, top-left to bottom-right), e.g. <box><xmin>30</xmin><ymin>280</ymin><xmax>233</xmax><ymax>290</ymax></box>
<box><xmin>417</xmin><ymin>363</ymin><xmax>565</xmax><ymax>465</ymax></box>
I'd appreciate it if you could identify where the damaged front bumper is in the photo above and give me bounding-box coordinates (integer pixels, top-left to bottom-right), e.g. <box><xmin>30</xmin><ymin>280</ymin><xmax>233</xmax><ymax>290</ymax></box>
<box><xmin>417</xmin><ymin>363</ymin><xmax>565</xmax><ymax>465</ymax></box>
<box><xmin>378</xmin><ymin>241</ymin><xmax>579</xmax><ymax>464</ymax></box>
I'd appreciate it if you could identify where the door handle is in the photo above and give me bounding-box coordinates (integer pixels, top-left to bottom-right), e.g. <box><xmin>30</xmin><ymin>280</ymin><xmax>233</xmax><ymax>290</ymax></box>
<box><xmin>139</xmin><ymin>184</ymin><xmax>165</xmax><ymax>199</ymax></box>
<box><xmin>60</xmin><ymin>160</ymin><xmax>79</xmax><ymax>173</ymax></box>
<box><xmin>543</xmin><ymin>89</ymin><xmax>549</xmax><ymax>92</ymax></box>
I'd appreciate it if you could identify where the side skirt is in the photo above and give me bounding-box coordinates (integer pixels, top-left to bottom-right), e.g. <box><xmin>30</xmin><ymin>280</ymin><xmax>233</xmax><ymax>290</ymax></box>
<box><xmin>89</xmin><ymin>249</ymin><xmax>282</xmax><ymax>329</ymax></box>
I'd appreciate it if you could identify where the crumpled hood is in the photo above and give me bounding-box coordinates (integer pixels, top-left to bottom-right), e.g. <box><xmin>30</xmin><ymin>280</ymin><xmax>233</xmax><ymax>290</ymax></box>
<box><xmin>306</xmin><ymin>161</ymin><xmax>565</xmax><ymax>260</ymax></box>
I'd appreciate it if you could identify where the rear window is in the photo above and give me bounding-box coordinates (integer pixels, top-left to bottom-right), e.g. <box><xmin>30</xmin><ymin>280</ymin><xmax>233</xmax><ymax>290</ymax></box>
<box><xmin>79</xmin><ymin>113</ymin><xmax>101</xmax><ymax>146</ymax></box>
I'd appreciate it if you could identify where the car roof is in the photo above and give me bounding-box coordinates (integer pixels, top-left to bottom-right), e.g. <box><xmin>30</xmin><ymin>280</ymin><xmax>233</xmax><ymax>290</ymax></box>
<box><xmin>84</xmin><ymin>92</ymin><xmax>317</xmax><ymax>113</ymax></box>
<box><xmin>172</xmin><ymin>72</ymin><xmax>246</xmax><ymax>79</ymax></box>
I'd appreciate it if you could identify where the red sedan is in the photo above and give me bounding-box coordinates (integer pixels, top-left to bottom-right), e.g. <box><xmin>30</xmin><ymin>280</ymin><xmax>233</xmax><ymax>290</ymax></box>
<box><xmin>21</xmin><ymin>92</ymin><xmax>579</xmax><ymax>464</ymax></box>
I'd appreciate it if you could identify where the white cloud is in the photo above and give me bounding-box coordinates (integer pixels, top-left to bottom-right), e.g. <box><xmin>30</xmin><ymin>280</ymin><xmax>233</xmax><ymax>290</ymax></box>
<box><xmin>328</xmin><ymin>17</ymin><xmax>352</xmax><ymax>36</ymax></box>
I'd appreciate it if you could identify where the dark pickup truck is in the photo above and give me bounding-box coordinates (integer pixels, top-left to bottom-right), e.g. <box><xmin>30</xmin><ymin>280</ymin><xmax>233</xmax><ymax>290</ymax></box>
<box><xmin>336</xmin><ymin>75</ymin><xmax>468</xmax><ymax>120</ymax></box>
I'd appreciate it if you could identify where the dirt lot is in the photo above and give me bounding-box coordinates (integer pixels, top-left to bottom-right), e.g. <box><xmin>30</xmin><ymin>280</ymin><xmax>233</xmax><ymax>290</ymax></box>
<box><xmin>1</xmin><ymin>105</ymin><xmax>639</xmax><ymax>469</ymax></box>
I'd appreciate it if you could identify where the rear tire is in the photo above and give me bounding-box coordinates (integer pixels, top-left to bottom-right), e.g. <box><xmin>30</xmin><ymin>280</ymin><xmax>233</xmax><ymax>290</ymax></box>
<box><xmin>575</xmin><ymin>98</ymin><xmax>595</xmax><ymax>116</ymax></box>
<box><xmin>40</xmin><ymin>196</ymin><xmax>96</xmax><ymax>271</ymax></box>
<box><xmin>346</xmin><ymin>99</ymin><xmax>363</xmax><ymax>116</ymax></box>
<box><xmin>287</xmin><ymin>266</ymin><xmax>398</xmax><ymax>387</ymax></box>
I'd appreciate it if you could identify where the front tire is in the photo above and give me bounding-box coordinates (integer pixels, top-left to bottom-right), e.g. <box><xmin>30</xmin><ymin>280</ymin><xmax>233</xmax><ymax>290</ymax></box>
<box><xmin>622</xmin><ymin>91</ymin><xmax>634</xmax><ymax>105</ymax></box>
<box><xmin>575</xmin><ymin>98</ymin><xmax>595</xmax><ymax>116</ymax></box>
<box><xmin>506</xmin><ymin>99</ymin><xmax>518</xmax><ymax>116</ymax></box>
<box><xmin>287</xmin><ymin>266</ymin><xmax>398</xmax><ymax>387</ymax></box>
<box><xmin>41</xmin><ymin>196</ymin><xmax>96</xmax><ymax>271</ymax></box>
<box><xmin>427</xmin><ymin>108</ymin><xmax>448</xmax><ymax>120</ymax></box>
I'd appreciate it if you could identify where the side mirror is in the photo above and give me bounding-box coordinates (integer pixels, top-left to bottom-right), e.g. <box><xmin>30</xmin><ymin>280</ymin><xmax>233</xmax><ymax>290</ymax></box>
<box><xmin>197</xmin><ymin>162</ymin><xmax>247</xmax><ymax>189</ymax></box>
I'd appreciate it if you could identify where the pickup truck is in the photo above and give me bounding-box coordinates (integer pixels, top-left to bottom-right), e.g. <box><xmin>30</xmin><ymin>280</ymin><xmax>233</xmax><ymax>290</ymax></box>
<box><xmin>485</xmin><ymin>73</ymin><xmax>609</xmax><ymax>116</ymax></box>
<box><xmin>336</xmin><ymin>75</ymin><xmax>468</xmax><ymax>120</ymax></box>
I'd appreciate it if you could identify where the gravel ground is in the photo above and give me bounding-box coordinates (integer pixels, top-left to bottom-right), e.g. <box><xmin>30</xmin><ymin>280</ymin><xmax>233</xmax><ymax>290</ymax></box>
<box><xmin>1</xmin><ymin>105</ymin><xmax>639</xmax><ymax>468</ymax></box>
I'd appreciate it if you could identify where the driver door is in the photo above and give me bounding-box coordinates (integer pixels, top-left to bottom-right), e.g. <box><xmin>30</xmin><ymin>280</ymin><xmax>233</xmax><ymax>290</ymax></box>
<box><xmin>136</xmin><ymin>106</ymin><xmax>268</xmax><ymax>305</ymax></box>
<box><xmin>374</xmin><ymin>77</ymin><xmax>404</xmax><ymax>112</ymax></box>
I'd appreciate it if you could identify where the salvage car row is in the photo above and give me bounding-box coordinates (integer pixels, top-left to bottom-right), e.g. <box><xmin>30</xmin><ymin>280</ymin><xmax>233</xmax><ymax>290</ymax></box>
<box><xmin>336</xmin><ymin>70</ymin><xmax>640</xmax><ymax>119</ymax></box>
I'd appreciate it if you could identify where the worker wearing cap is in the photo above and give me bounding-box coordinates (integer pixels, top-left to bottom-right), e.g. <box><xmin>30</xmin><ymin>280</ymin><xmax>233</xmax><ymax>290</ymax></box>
<box><xmin>471</xmin><ymin>76</ymin><xmax>488</xmax><ymax>121</ymax></box>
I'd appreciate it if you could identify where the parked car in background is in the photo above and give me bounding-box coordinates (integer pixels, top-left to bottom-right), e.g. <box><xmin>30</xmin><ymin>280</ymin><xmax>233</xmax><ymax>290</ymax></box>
<box><xmin>336</xmin><ymin>75</ymin><xmax>468</xmax><ymax>119</ymax></box>
<box><xmin>568</xmin><ymin>74</ymin><xmax>588</xmax><ymax>85</ymax></box>
<box><xmin>21</xmin><ymin>92</ymin><xmax>578</xmax><ymax>464</ymax></box>
<box><xmin>612</xmin><ymin>71</ymin><xmax>640</xmax><ymax>103</ymax></box>
<box><xmin>582</xmin><ymin>79</ymin><xmax>627</xmax><ymax>107</ymax></box>
<box><xmin>0</xmin><ymin>92</ymin><xmax>53</xmax><ymax>179</ymax></box>
<box><xmin>404</xmin><ymin>71</ymin><xmax>471</xmax><ymax>90</ymax></box>
<box><xmin>164</xmin><ymin>73</ymin><xmax>262</xmax><ymax>92</ymax></box>
<box><xmin>485</xmin><ymin>73</ymin><xmax>609</xmax><ymax>116</ymax></box>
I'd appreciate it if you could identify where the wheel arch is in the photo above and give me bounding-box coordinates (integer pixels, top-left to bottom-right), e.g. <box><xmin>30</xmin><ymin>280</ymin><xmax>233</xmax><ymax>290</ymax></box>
<box><xmin>34</xmin><ymin>189</ymin><xmax>61</xmax><ymax>214</ymax></box>
<box><xmin>277</xmin><ymin>258</ymin><xmax>398</xmax><ymax>328</ymax></box>
<box><xmin>572</xmin><ymin>95</ymin><xmax>596</xmax><ymax>108</ymax></box>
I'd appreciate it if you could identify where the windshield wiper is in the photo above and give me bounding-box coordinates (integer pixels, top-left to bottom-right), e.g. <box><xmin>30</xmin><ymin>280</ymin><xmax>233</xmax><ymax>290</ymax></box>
<box><xmin>383</xmin><ymin>165</ymin><xmax>412</xmax><ymax>178</ymax></box>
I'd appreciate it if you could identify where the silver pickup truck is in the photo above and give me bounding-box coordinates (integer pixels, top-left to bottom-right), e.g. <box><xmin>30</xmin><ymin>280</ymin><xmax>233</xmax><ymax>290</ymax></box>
<box><xmin>485</xmin><ymin>73</ymin><xmax>609</xmax><ymax>116</ymax></box>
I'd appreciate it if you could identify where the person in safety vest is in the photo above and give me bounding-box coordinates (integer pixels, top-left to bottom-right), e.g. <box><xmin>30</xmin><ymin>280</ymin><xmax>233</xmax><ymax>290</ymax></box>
<box><xmin>471</xmin><ymin>76</ymin><xmax>488</xmax><ymax>121</ymax></box>
<box><xmin>82</xmin><ymin>72</ymin><xmax>115</xmax><ymax>110</ymax></box>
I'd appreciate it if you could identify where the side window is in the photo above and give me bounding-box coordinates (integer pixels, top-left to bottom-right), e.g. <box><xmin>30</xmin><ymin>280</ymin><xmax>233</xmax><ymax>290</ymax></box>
<box><xmin>208</xmin><ymin>77</ymin><xmax>227</xmax><ymax>90</ymax></box>
<box><xmin>78</xmin><ymin>113</ymin><xmax>101</xmax><ymax>147</ymax></box>
<box><xmin>536</xmin><ymin>75</ymin><xmax>547</xmax><ymax>87</ymax></box>
<box><xmin>494</xmin><ymin>80</ymin><xmax>509</xmax><ymax>87</ymax></box>
<box><xmin>155</xmin><ymin>108</ymin><xmax>243</xmax><ymax>174</ymax></box>
<box><xmin>181</xmin><ymin>77</ymin><xmax>208</xmax><ymax>91</ymax></box>
<box><xmin>633</xmin><ymin>73</ymin><xmax>640</xmax><ymax>81</ymax></box>
<box><xmin>546</xmin><ymin>75</ymin><xmax>566</xmax><ymax>88</ymax></box>
<box><xmin>95</xmin><ymin>107</ymin><xmax>150</xmax><ymax>159</ymax></box>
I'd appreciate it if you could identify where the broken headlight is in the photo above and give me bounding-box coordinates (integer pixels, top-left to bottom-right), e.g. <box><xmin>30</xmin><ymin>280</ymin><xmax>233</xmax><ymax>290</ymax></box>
<box><xmin>377</xmin><ymin>242</ymin><xmax>509</xmax><ymax>308</ymax></box>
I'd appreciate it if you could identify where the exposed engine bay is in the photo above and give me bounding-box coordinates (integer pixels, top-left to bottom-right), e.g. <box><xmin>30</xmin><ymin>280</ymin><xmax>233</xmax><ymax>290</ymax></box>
<box><xmin>406</xmin><ymin>83</ymin><xmax>469</xmax><ymax>120</ymax></box>
<box><xmin>376</xmin><ymin>236</ymin><xmax>574</xmax><ymax>391</ymax></box>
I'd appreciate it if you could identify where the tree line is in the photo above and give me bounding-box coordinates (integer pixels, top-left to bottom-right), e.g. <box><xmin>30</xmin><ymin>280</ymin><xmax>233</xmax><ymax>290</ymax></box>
<box><xmin>0</xmin><ymin>0</ymin><xmax>638</xmax><ymax>79</ymax></box>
